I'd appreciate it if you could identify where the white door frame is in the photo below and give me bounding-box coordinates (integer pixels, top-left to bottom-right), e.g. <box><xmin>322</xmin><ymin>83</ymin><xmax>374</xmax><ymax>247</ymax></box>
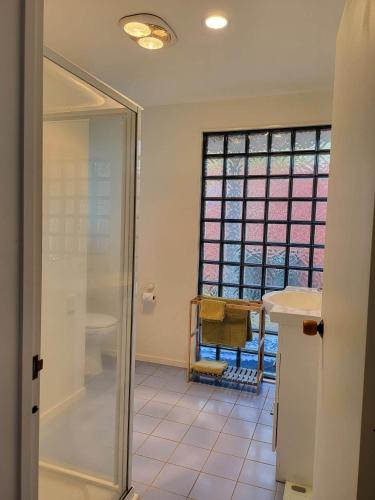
<box><xmin>21</xmin><ymin>1</ymin><xmax>44</xmax><ymax>499</ymax></box>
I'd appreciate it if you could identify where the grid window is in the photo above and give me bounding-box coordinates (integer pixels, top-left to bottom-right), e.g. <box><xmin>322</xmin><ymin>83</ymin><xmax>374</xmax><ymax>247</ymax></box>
<box><xmin>199</xmin><ymin>126</ymin><xmax>331</xmax><ymax>378</ymax></box>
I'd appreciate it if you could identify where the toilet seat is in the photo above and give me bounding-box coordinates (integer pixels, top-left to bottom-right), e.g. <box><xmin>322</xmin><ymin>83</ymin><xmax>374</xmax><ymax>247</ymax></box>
<box><xmin>86</xmin><ymin>313</ymin><xmax>117</xmax><ymax>332</ymax></box>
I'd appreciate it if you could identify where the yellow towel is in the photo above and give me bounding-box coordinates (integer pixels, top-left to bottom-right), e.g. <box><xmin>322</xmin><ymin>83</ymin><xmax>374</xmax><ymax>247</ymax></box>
<box><xmin>200</xmin><ymin>299</ymin><xmax>225</xmax><ymax>322</ymax></box>
<box><xmin>191</xmin><ymin>360</ymin><xmax>228</xmax><ymax>376</ymax></box>
<box><xmin>201</xmin><ymin>298</ymin><xmax>252</xmax><ymax>348</ymax></box>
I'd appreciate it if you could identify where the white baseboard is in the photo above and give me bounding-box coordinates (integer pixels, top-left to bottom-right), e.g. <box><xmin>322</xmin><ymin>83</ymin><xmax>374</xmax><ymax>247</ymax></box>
<box><xmin>41</xmin><ymin>386</ymin><xmax>86</xmax><ymax>423</ymax></box>
<box><xmin>135</xmin><ymin>353</ymin><xmax>186</xmax><ymax>368</ymax></box>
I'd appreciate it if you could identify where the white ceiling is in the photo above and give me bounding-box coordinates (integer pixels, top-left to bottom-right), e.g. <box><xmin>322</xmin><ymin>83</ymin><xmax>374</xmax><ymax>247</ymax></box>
<box><xmin>44</xmin><ymin>0</ymin><xmax>346</xmax><ymax>108</ymax></box>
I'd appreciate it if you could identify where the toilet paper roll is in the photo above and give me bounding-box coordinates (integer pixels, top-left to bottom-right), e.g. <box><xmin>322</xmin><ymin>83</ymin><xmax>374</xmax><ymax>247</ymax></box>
<box><xmin>142</xmin><ymin>292</ymin><xmax>155</xmax><ymax>303</ymax></box>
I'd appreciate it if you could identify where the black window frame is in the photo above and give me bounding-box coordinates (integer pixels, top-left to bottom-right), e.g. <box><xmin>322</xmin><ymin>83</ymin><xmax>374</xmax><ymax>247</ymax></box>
<box><xmin>198</xmin><ymin>125</ymin><xmax>331</xmax><ymax>377</ymax></box>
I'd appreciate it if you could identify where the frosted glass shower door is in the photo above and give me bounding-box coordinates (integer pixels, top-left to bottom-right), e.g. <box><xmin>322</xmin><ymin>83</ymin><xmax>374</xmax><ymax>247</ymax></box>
<box><xmin>39</xmin><ymin>55</ymin><xmax>137</xmax><ymax>500</ymax></box>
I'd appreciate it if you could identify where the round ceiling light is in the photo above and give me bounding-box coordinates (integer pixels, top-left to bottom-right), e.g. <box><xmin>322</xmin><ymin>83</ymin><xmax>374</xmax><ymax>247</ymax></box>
<box><xmin>205</xmin><ymin>15</ymin><xmax>228</xmax><ymax>30</ymax></box>
<box><xmin>123</xmin><ymin>21</ymin><xmax>151</xmax><ymax>38</ymax></box>
<box><xmin>137</xmin><ymin>36</ymin><xmax>164</xmax><ymax>50</ymax></box>
<box><xmin>119</xmin><ymin>13</ymin><xmax>177</xmax><ymax>50</ymax></box>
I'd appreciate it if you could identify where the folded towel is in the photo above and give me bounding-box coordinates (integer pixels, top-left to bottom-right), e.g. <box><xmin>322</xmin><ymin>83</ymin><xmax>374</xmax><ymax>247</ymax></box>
<box><xmin>200</xmin><ymin>298</ymin><xmax>225</xmax><ymax>322</ymax></box>
<box><xmin>191</xmin><ymin>360</ymin><xmax>228</xmax><ymax>376</ymax></box>
<box><xmin>201</xmin><ymin>298</ymin><xmax>252</xmax><ymax>349</ymax></box>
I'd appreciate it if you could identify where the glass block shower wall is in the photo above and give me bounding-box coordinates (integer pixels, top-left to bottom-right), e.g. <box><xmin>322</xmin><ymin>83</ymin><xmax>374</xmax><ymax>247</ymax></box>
<box><xmin>198</xmin><ymin>126</ymin><xmax>331</xmax><ymax>377</ymax></box>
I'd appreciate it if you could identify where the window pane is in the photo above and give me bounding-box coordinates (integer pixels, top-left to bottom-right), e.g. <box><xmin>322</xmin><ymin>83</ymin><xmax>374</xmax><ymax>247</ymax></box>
<box><xmin>207</xmin><ymin>135</ymin><xmax>224</xmax><ymax>154</ymax></box>
<box><xmin>247</xmin><ymin>178</ymin><xmax>266</xmax><ymax>197</ymax></box>
<box><xmin>206</xmin><ymin>179</ymin><xmax>222</xmax><ymax>197</ymax></box>
<box><xmin>291</xmin><ymin>201</ymin><xmax>312</xmax><ymax>221</ymax></box>
<box><xmin>314</xmin><ymin>225</ymin><xmax>326</xmax><ymax>245</ymax></box>
<box><xmin>245</xmin><ymin>245</ymin><xmax>263</xmax><ymax>264</ymax></box>
<box><xmin>270</xmin><ymin>155</ymin><xmax>290</xmax><ymax>175</ymax></box>
<box><xmin>226</xmin><ymin>157</ymin><xmax>245</xmax><ymax>175</ymax></box>
<box><xmin>268</xmin><ymin>201</ymin><xmax>288</xmax><ymax>220</ymax></box>
<box><xmin>248</xmin><ymin>156</ymin><xmax>267</xmax><ymax>175</ymax></box>
<box><xmin>249</xmin><ymin>132</ymin><xmax>268</xmax><ymax>153</ymax></box>
<box><xmin>222</xmin><ymin>287</ymin><xmax>240</xmax><ymax>299</ymax></box>
<box><xmin>266</xmin><ymin>246</ymin><xmax>286</xmax><ymax>265</ymax></box>
<box><xmin>219</xmin><ymin>348</ymin><xmax>237</xmax><ymax>365</ymax></box>
<box><xmin>228</xmin><ymin>134</ymin><xmax>246</xmax><ymax>154</ymax></box>
<box><xmin>267</xmin><ymin>224</ymin><xmax>287</xmax><ymax>243</ymax></box>
<box><xmin>240</xmin><ymin>352</ymin><xmax>258</xmax><ymax>369</ymax></box>
<box><xmin>225</xmin><ymin>201</ymin><xmax>243</xmax><ymax>219</ymax></box>
<box><xmin>204</xmin><ymin>222</ymin><xmax>221</xmax><ymax>240</ymax></box>
<box><xmin>318</xmin><ymin>154</ymin><xmax>330</xmax><ymax>174</ymax></box>
<box><xmin>288</xmin><ymin>269</ymin><xmax>309</xmax><ymax>286</ymax></box>
<box><xmin>295</xmin><ymin>130</ymin><xmax>316</xmax><ymax>151</ymax></box>
<box><xmin>313</xmin><ymin>248</ymin><xmax>325</xmax><ymax>268</ymax></box>
<box><xmin>244</xmin><ymin>266</ymin><xmax>262</xmax><ymax>286</ymax></box>
<box><xmin>317</xmin><ymin>177</ymin><xmax>329</xmax><ymax>198</ymax></box>
<box><xmin>294</xmin><ymin>155</ymin><xmax>315</xmax><ymax>175</ymax></box>
<box><xmin>242</xmin><ymin>288</ymin><xmax>261</xmax><ymax>300</ymax></box>
<box><xmin>246</xmin><ymin>201</ymin><xmax>265</xmax><ymax>220</ymax></box>
<box><xmin>312</xmin><ymin>271</ymin><xmax>324</xmax><ymax>288</ymax></box>
<box><xmin>203</xmin><ymin>243</ymin><xmax>220</xmax><ymax>261</ymax></box>
<box><xmin>223</xmin><ymin>265</ymin><xmax>240</xmax><ymax>284</ymax></box>
<box><xmin>319</xmin><ymin>129</ymin><xmax>331</xmax><ymax>149</ymax></box>
<box><xmin>224</xmin><ymin>222</ymin><xmax>241</xmax><ymax>241</ymax></box>
<box><xmin>246</xmin><ymin>223</ymin><xmax>264</xmax><ymax>242</ymax></box>
<box><xmin>202</xmin><ymin>284</ymin><xmax>219</xmax><ymax>297</ymax></box>
<box><xmin>315</xmin><ymin>201</ymin><xmax>327</xmax><ymax>221</ymax></box>
<box><xmin>271</xmin><ymin>131</ymin><xmax>291</xmax><ymax>151</ymax></box>
<box><xmin>204</xmin><ymin>200</ymin><xmax>221</xmax><ymax>219</ymax></box>
<box><xmin>290</xmin><ymin>224</ymin><xmax>311</xmax><ymax>244</ymax></box>
<box><xmin>224</xmin><ymin>244</ymin><xmax>241</xmax><ymax>262</ymax></box>
<box><xmin>269</xmin><ymin>178</ymin><xmax>289</xmax><ymax>197</ymax></box>
<box><xmin>266</xmin><ymin>268</ymin><xmax>285</xmax><ymax>288</ymax></box>
<box><xmin>289</xmin><ymin>247</ymin><xmax>310</xmax><ymax>267</ymax></box>
<box><xmin>200</xmin><ymin>346</ymin><xmax>217</xmax><ymax>360</ymax></box>
<box><xmin>226</xmin><ymin>179</ymin><xmax>244</xmax><ymax>198</ymax></box>
<box><xmin>203</xmin><ymin>263</ymin><xmax>219</xmax><ymax>282</ymax></box>
<box><xmin>245</xmin><ymin>332</ymin><xmax>260</xmax><ymax>352</ymax></box>
<box><xmin>292</xmin><ymin>178</ymin><xmax>313</xmax><ymax>197</ymax></box>
<box><xmin>205</xmin><ymin>158</ymin><xmax>224</xmax><ymax>176</ymax></box>
<box><xmin>264</xmin><ymin>334</ymin><xmax>278</xmax><ymax>354</ymax></box>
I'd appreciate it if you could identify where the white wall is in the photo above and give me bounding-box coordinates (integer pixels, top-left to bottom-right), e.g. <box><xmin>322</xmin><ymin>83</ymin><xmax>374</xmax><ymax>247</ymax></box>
<box><xmin>136</xmin><ymin>91</ymin><xmax>333</xmax><ymax>366</ymax></box>
<box><xmin>41</xmin><ymin>119</ymin><xmax>89</xmax><ymax>414</ymax></box>
<box><xmin>313</xmin><ymin>1</ymin><xmax>375</xmax><ymax>498</ymax></box>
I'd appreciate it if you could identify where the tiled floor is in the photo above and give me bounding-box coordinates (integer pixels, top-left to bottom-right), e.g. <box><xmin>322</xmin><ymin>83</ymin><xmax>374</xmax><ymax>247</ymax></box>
<box><xmin>133</xmin><ymin>361</ymin><xmax>285</xmax><ymax>500</ymax></box>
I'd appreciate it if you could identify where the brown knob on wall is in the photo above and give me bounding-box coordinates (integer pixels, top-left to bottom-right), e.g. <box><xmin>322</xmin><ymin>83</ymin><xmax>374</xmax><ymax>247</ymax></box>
<box><xmin>303</xmin><ymin>319</ymin><xmax>324</xmax><ymax>338</ymax></box>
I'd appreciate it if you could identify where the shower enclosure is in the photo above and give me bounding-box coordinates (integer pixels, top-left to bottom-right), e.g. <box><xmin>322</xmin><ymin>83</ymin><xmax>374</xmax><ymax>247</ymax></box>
<box><xmin>38</xmin><ymin>49</ymin><xmax>139</xmax><ymax>500</ymax></box>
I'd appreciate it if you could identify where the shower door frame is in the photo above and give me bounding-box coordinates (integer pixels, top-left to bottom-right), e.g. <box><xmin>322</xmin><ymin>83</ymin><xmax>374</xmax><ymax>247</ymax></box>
<box><xmin>22</xmin><ymin>46</ymin><xmax>141</xmax><ymax>500</ymax></box>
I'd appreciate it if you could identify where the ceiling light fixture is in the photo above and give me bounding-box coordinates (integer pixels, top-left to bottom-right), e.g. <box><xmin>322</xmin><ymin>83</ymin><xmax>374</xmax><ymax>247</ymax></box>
<box><xmin>137</xmin><ymin>36</ymin><xmax>164</xmax><ymax>50</ymax></box>
<box><xmin>123</xmin><ymin>22</ymin><xmax>151</xmax><ymax>38</ymax></box>
<box><xmin>119</xmin><ymin>13</ymin><xmax>177</xmax><ymax>50</ymax></box>
<box><xmin>205</xmin><ymin>15</ymin><xmax>228</xmax><ymax>30</ymax></box>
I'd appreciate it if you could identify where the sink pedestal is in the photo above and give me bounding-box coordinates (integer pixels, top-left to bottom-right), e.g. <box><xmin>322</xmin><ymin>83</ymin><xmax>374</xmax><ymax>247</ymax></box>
<box><xmin>263</xmin><ymin>287</ymin><xmax>321</xmax><ymax>487</ymax></box>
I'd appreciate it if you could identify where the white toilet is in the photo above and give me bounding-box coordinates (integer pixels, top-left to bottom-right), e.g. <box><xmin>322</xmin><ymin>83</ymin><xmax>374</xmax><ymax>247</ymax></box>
<box><xmin>85</xmin><ymin>313</ymin><xmax>118</xmax><ymax>376</ymax></box>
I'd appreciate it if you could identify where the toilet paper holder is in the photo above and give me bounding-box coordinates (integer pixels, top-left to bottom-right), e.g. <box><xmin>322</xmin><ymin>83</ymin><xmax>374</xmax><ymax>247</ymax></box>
<box><xmin>142</xmin><ymin>283</ymin><xmax>156</xmax><ymax>303</ymax></box>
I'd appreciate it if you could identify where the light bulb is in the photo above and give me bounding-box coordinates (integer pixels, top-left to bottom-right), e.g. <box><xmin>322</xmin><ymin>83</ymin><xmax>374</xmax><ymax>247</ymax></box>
<box><xmin>124</xmin><ymin>21</ymin><xmax>151</xmax><ymax>38</ymax></box>
<box><xmin>205</xmin><ymin>16</ymin><xmax>228</xmax><ymax>30</ymax></box>
<box><xmin>137</xmin><ymin>36</ymin><xmax>164</xmax><ymax>50</ymax></box>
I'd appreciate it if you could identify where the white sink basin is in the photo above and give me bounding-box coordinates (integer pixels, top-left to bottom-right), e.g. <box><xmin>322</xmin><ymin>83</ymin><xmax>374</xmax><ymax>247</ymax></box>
<box><xmin>262</xmin><ymin>286</ymin><xmax>322</xmax><ymax>317</ymax></box>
